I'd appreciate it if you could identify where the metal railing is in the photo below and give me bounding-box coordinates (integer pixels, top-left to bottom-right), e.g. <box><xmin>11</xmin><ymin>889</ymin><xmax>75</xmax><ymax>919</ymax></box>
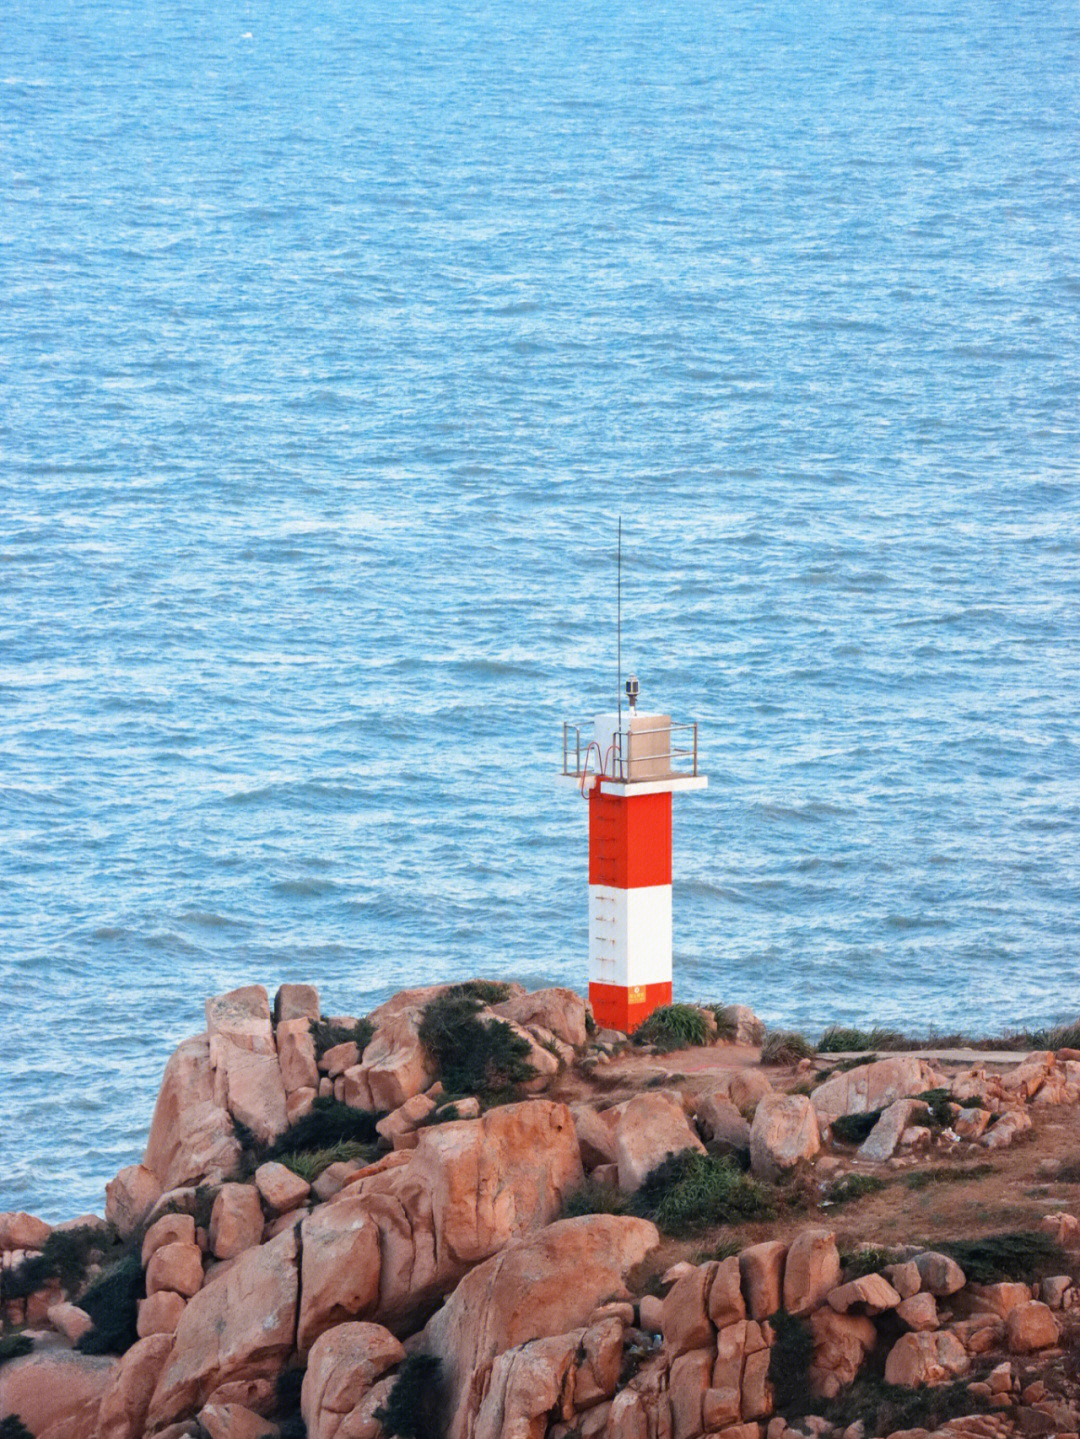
<box><xmin>561</xmin><ymin>719</ymin><xmax>699</xmax><ymax>782</ymax></box>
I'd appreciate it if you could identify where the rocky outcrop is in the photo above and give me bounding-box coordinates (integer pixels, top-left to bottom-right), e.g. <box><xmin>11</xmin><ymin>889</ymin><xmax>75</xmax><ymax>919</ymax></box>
<box><xmin>811</xmin><ymin>1056</ymin><xmax>946</xmax><ymax>1126</ymax></box>
<box><xmin>300</xmin><ymin>1322</ymin><xmax>405</xmax><ymax>1439</ymax></box>
<box><xmin>147</xmin><ymin>1227</ymin><xmax>299</xmax><ymax>1426</ymax></box>
<box><xmin>421</xmin><ymin>1215</ymin><xmax>659</xmax><ymax>1439</ymax></box>
<box><xmin>142</xmin><ymin>1036</ymin><xmax>242</xmax><ymax>1191</ymax></box>
<box><xmin>98</xmin><ymin>1335</ymin><xmax>175</xmax><ymax>1439</ymax></box>
<box><xmin>0</xmin><ymin>1348</ymin><xmax>117</xmax><ymax>1439</ymax></box>
<box><xmin>489</xmin><ymin>986</ymin><xmax>589</xmax><ymax>1049</ymax></box>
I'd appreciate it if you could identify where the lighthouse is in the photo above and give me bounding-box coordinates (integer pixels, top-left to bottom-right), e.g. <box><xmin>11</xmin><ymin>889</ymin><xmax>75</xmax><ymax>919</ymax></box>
<box><xmin>561</xmin><ymin>678</ymin><xmax>706</xmax><ymax>1034</ymax></box>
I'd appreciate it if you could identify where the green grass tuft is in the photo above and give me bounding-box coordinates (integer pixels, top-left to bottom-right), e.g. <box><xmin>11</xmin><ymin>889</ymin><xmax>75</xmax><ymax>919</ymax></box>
<box><xmin>840</xmin><ymin>1246</ymin><xmax>904</xmax><ymax>1279</ymax></box>
<box><xmin>633</xmin><ymin>1004</ymin><xmax>710</xmax><ymax>1052</ymax></box>
<box><xmin>419</xmin><ymin>987</ymin><xmax>535</xmax><ymax>1102</ymax></box>
<box><xmin>312</xmin><ymin>1016</ymin><xmax>374</xmax><ymax>1062</ymax></box>
<box><xmin>904</xmin><ymin>1163</ymin><xmax>994</xmax><ymax>1191</ymax></box>
<box><xmin>760</xmin><ymin>1030</ymin><xmax>815</xmax><ymax>1065</ymax></box>
<box><xmin>710</xmin><ymin>1006</ymin><xmax>739</xmax><ymax>1041</ymax></box>
<box><xmin>639</xmin><ymin>1150</ymin><xmax>775</xmax><ymax>1236</ymax></box>
<box><xmin>375</xmin><ymin>1353</ymin><xmax>444</xmax><ymax>1439</ymax></box>
<box><xmin>819</xmin><ymin>1025</ymin><xmax>906</xmax><ymax>1053</ymax></box>
<box><xmin>825</xmin><ymin>1173</ymin><xmax>887</xmax><ymax>1207</ymax></box>
<box><xmin>277</xmin><ymin>1139</ymin><xmax>375</xmax><ymax>1182</ymax></box>
<box><xmin>0</xmin><ymin>1333</ymin><xmax>34</xmax><ymax>1367</ymax></box>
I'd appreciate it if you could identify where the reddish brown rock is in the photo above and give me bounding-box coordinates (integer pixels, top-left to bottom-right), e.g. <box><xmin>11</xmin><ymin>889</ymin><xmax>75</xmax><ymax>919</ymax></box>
<box><xmin>968</xmin><ymin>1282</ymin><xmax>1031</xmax><ymax>1319</ymax></box>
<box><xmin>138</xmin><ymin>1290</ymin><xmax>187</xmax><ymax>1338</ymax></box>
<box><xmin>740</xmin><ymin>1241</ymin><xmax>788</xmax><ymax>1320</ymax></box>
<box><xmin>0</xmin><ymin>1211</ymin><xmax>51</xmax><ymax>1251</ymax></box>
<box><xmin>421</xmin><ymin>1215</ymin><xmax>658</xmax><ymax>1439</ymax></box>
<box><xmin>695</xmin><ymin>1093</ymin><xmax>752</xmax><ymax>1150</ymax></box>
<box><xmin>812</xmin><ymin>1057</ymin><xmax>946</xmax><ymax>1126</ymax></box>
<box><xmin>298</xmin><ymin>1197</ymin><xmax>382</xmax><ymax>1354</ymax></box>
<box><xmin>709</xmin><ymin>1255</ymin><xmax>747</xmax><ymax>1330</ymax></box>
<box><xmin>147</xmin><ymin>1227</ymin><xmax>298</xmax><ymax>1426</ymax></box>
<box><xmin>808</xmin><ymin>1308</ymin><xmax>877</xmax><ymax>1398</ymax></box>
<box><xmin>1006</xmin><ymin>1301</ymin><xmax>1060</xmax><ymax>1353</ymax></box>
<box><xmin>300</xmin><ymin>1322</ymin><xmax>405</xmax><ymax>1439</ymax></box>
<box><xmin>896</xmin><ymin>1293</ymin><xmax>939</xmax><ymax>1331</ymax></box>
<box><xmin>277</xmin><ymin>1019</ymin><xmax>319</xmax><ymax>1093</ymax></box>
<box><xmin>47</xmin><ymin>1300</ymin><xmax>94</xmax><ymax>1342</ymax></box>
<box><xmin>826</xmin><ymin>1274</ymin><xmax>902</xmax><ymax>1316</ymax></box>
<box><xmin>98</xmin><ymin>1334</ymin><xmax>175</xmax><ymax>1439</ymax></box>
<box><xmin>209</xmin><ymin>1184</ymin><xmax>264</xmax><ymax>1260</ymax></box>
<box><xmin>255</xmin><ymin>1162</ymin><xmax>311</xmax><ymax>1215</ymax></box>
<box><xmin>106</xmin><ymin>1164</ymin><xmax>163</xmax><ymax>1239</ymax></box>
<box><xmin>142</xmin><ymin>1036</ymin><xmax>243</xmax><ymax>1191</ymax></box>
<box><xmin>662</xmin><ymin>1263</ymin><xmax>716</xmax><ymax>1357</ymax></box>
<box><xmin>856</xmin><ymin>1099</ymin><xmax>925</xmax><ymax>1163</ymax></box>
<box><xmin>912</xmin><ymin>1251</ymin><xmax>966</xmax><ymax>1297</ymax></box>
<box><xmin>980</xmin><ymin>1108</ymin><xmax>1032</xmax><ymax>1150</ymax></box>
<box><xmin>0</xmin><ymin>1349</ymin><xmax>116</xmax><ymax>1439</ymax></box>
<box><xmin>615</xmin><ymin>1090</ymin><xmax>705</xmax><ymax>1192</ymax></box>
<box><xmin>490</xmin><ymin>987</ymin><xmax>589</xmax><ymax>1049</ymax></box>
<box><xmin>142</xmin><ymin>1212</ymin><xmax>197</xmax><ymax>1267</ymax></box>
<box><xmin>198</xmin><ymin>1403</ymin><xmax>272</xmax><ymax>1439</ymax></box>
<box><xmin>783</xmin><ymin>1229</ymin><xmax>841</xmax><ymax>1316</ymax></box>
<box><xmin>206</xmin><ymin>985</ymin><xmax>276</xmax><ymax>1055</ymax></box>
<box><xmin>348</xmin><ymin>1003</ymin><xmax>436</xmax><ymax>1112</ymax></box>
<box><xmin>884</xmin><ymin>1331</ymin><xmax>970</xmax><ymax>1387</ymax></box>
<box><xmin>749</xmin><ymin>1094</ymin><xmax>820</xmax><ymax>1180</ymax></box>
<box><xmin>274</xmin><ymin>983</ymin><xmax>320</xmax><ymax>1024</ymax></box>
<box><xmin>884</xmin><ymin>1261</ymin><xmax>922</xmax><ymax>1300</ymax></box>
<box><xmin>669</xmin><ymin>1348</ymin><xmax>714</xmax><ymax>1439</ymax></box>
<box><xmin>375</xmin><ymin>1093</ymin><xmax>437</xmax><ymax>1144</ymax></box>
<box><xmin>571</xmin><ymin>1104</ymin><xmax>620</xmax><ymax>1169</ymax></box>
<box><xmin>741</xmin><ymin>1345</ymin><xmax>774</xmax><ymax>1421</ymax></box>
<box><xmin>211</xmin><ymin>1038</ymin><xmax>289</xmax><ymax>1146</ymax></box>
<box><xmin>146</xmin><ymin>1240</ymin><xmax>204</xmax><ymax>1298</ymax></box>
<box><xmin>951</xmin><ymin>1313</ymin><xmax>1005</xmax><ymax>1354</ymax></box>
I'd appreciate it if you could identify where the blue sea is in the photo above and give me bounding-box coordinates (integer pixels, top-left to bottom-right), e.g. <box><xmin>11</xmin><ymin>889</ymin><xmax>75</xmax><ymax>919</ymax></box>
<box><xmin>3</xmin><ymin>0</ymin><xmax>1079</xmax><ymax>1220</ymax></box>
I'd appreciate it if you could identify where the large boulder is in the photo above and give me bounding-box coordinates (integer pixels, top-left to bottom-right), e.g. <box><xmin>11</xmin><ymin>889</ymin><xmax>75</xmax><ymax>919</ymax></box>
<box><xmin>255</xmin><ymin>1162</ymin><xmax>311</xmax><ymax>1215</ymax></box>
<box><xmin>300</xmin><ymin>1323</ymin><xmax>405</xmax><ymax>1439</ymax></box>
<box><xmin>206</xmin><ymin>985</ymin><xmax>289</xmax><ymax>1146</ymax></box>
<box><xmin>274</xmin><ymin>983</ymin><xmax>320</xmax><ymax>1023</ymax></box>
<box><xmin>783</xmin><ymin>1228</ymin><xmax>841</xmax><ymax>1315</ymax></box>
<box><xmin>147</xmin><ymin>1227</ymin><xmax>298</xmax><ymax>1426</ymax></box>
<box><xmin>421</xmin><ymin>1215</ymin><xmax>659</xmax><ymax>1439</ymax></box>
<box><xmin>142</xmin><ymin>1035</ymin><xmax>243</xmax><ymax>1190</ymax></box>
<box><xmin>856</xmin><ymin>1098</ymin><xmax>926</xmax><ymax>1162</ymax></box>
<box><xmin>343</xmin><ymin>1003</ymin><xmax>435</xmax><ymax>1112</ymax></box>
<box><xmin>98</xmin><ymin>1334</ymin><xmax>175</xmax><ymax>1439</ymax></box>
<box><xmin>614</xmin><ymin>1091</ymin><xmax>705</xmax><ymax>1191</ymax></box>
<box><xmin>106</xmin><ymin>1164</ymin><xmax>163</xmax><ymax>1239</ymax></box>
<box><xmin>206</xmin><ymin>986</ymin><xmax>277</xmax><ymax>1056</ymax></box>
<box><xmin>749</xmin><ymin>1093</ymin><xmax>820</xmax><ymax>1180</ymax></box>
<box><xmin>808</xmin><ymin>1308</ymin><xmax>877</xmax><ymax>1398</ymax></box>
<box><xmin>490</xmin><ymin>988</ymin><xmax>589</xmax><ymax>1049</ymax></box>
<box><xmin>298</xmin><ymin>1198</ymin><xmax>381</xmax><ymax>1354</ymax></box>
<box><xmin>277</xmin><ymin>1019</ymin><xmax>319</xmax><ymax>1094</ymax></box>
<box><xmin>0</xmin><ymin>1348</ymin><xmax>117</xmax><ymax>1439</ymax></box>
<box><xmin>334</xmin><ymin>1099</ymin><xmax>583</xmax><ymax>1331</ymax></box>
<box><xmin>469</xmin><ymin>1331</ymin><xmax>582</xmax><ymax>1439</ymax></box>
<box><xmin>884</xmin><ymin>1330</ymin><xmax>970</xmax><ymax>1387</ymax></box>
<box><xmin>694</xmin><ymin>1094</ymin><xmax>751</xmax><ymax>1151</ymax></box>
<box><xmin>1006</xmin><ymin>1300</ymin><xmax>1060</xmax><ymax>1353</ymax></box>
<box><xmin>209</xmin><ymin>1184</ymin><xmax>264</xmax><ymax>1260</ymax></box>
<box><xmin>811</xmin><ymin>1057</ymin><xmax>946</xmax><ymax>1126</ymax></box>
<box><xmin>0</xmin><ymin>1211</ymin><xmax>51</xmax><ymax>1251</ymax></box>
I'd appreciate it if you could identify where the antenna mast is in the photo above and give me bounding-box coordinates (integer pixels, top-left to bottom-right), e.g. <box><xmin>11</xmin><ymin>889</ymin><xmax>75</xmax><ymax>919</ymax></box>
<box><xmin>617</xmin><ymin>515</ymin><xmax>622</xmax><ymax>732</ymax></box>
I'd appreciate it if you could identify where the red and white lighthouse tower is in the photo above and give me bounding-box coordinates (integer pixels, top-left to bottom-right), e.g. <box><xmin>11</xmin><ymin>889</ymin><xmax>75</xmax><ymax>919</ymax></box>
<box><xmin>562</xmin><ymin>680</ymin><xmax>706</xmax><ymax>1033</ymax></box>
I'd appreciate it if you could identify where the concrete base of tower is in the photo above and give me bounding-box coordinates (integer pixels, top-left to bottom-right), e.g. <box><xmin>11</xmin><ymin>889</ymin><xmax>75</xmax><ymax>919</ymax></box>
<box><xmin>589</xmin><ymin>980</ymin><xmax>673</xmax><ymax>1035</ymax></box>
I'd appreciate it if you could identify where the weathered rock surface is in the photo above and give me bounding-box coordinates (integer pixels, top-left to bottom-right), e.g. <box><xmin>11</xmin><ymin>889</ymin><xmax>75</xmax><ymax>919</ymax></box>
<box><xmin>138</xmin><ymin>1289</ymin><xmax>187</xmax><ymax>1338</ymax></box>
<box><xmin>274</xmin><ymin>983</ymin><xmax>320</xmax><ymax>1024</ymax></box>
<box><xmin>0</xmin><ymin>1211</ymin><xmax>51</xmax><ymax>1251</ymax></box>
<box><xmin>695</xmin><ymin>1094</ymin><xmax>751</xmax><ymax>1150</ymax></box>
<box><xmin>490</xmin><ymin>987</ymin><xmax>589</xmax><ymax>1049</ymax></box>
<box><xmin>142</xmin><ymin>1213</ymin><xmax>197</xmax><ymax>1268</ymax></box>
<box><xmin>98</xmin><ymin>1334</ymin><xmax>175</xmax><ymax>1439</ymax></box>
<box><xmin>147</xmin><ymin>1227</ymin><xmax>299</xmax><ymax>1426</ymax></box>
<box><xmin>749</xmin><ymin>1093</ymin><xmax>820</xmax><ymax>1180</ymax></box>
<box><xmin>912</xmin><ymin>1250</ymin><xmax>966</xmax><ymax>1297</ymax></box>
<box><xmin>47</xmin><ymin>1300</ymin><xmax>94</xmax><ymax>1342</ymax></box>
<box><xmin>809</xmin><ymin>1308</ymin><xmax>877</xmax><ymax>1398</ymax></box>
<box><xmin>783</xmin><ymin>1228</ymin><xmax>841</xmax><ymax>1316</ymax></box>
<box><xmin>740</xmin><ymin>1241</ymin><xmax>787</xmax><ymax>1320</ymax></box>
<box><xmin>1006</xmin><ymin>1300</ymin><xmax>1060</xmax><ymax>1353</ymax></box>
<box><xmin>142</xmin><ymin>1036</ymin><xmax>242</xmax><ymax>1191</ymax></box>
<box><xmin>209</xmin><ymin>1184</ymin><xmax>264</xmax><ymax>1260</ymax></box>
<box><xmin>300</xmin><ymin>1322</ymin><xmax>405</xmax><ymax>1439</ymax></box>
<box><xmin>106</xmin><ymin>1164</ymin><xmax>163</xmax><ymax>1238</ymax></box>
<box><xmin>0</xmin><ymin>1348</ymin><xmax>117</xmax><ymax>1439</ymax></box>
<box><xmin>856</xmin><ymin>1098</ymin><xmax>926</xmax><ymax>1162</ymax></box>
<box><xmin>298</xmin><ymin>1197</ymin><xmax>381</xmax><ymax>1354</ymax></box>
<box><xmin>255</xmin><ymin>1162</ymin><xmax>311</xmax><ymax>1215</ymax></box>
<box><xmin>343</xmin><ymin>1000</ymin><xmax>435</xmax><ymax>1112</ymax></box>
<box><xmin>276</xmin><ymin>1018</ymin><xmax>319</xmax><ymax>1094</ymax></box>
<box><xmin>146</xmin><ymin>1241</ymin><xmax>204</xmax><ymax>1298</ymax></box>
<box><xmin>884</xmin><ymin>1330</ymin><xmax>970</xmax><ymax>1387</ymax></box>
<box><xmin>826</xmin><ymin>1274</ymin><xmax>902</xmax><ymax>1316</ymax></box>
<box><xmin>614</xmin><ymin>1090</ymin><xmax>704</xmax><ymax>1192</ymax></box>
<box><xmin>811</xmin><ymin>1056</ymin><xmax>946</xmax><ymax>1125</ymax></box>
<box><xmin>421</xmin><ymin>1215</ymin><xmax>659</xmax><ymax>1439</ymax></box>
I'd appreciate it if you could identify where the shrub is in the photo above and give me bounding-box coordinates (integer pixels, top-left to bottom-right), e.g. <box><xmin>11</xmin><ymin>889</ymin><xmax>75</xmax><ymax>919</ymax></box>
<box><xmin>760</xmin><ymin>1031</ymin><xmax>814</xmax><ymax>1066</ymax></box>
<box><xmin>375</xmin><ymin>1353</ymin><xmax>444</xmax><ymax>1439</ymax></box>
<box><xmin>638</xmin><ymin>1151</ymin><xmax>774</xmax><ymax>1236</ymax></box>
<box><xmin>915</xmin><ymin>1089</ymin><xmax>954</xmax><ymax>1129</ymax></box>
<box><xmin>271</xmin><ymin>1366</ymin><xmax>307</xmax><ymax>1439</ymax></box>
<box><xmin>419</xmin><ymin>988</ymin><xmax>535</xmax><ymax>1101</ymax></box>
<box><xmin>312</xmin><ymin>1017</ymin><xmax>374</xmax><ymax>1063</ymax></box>
<box><xmin>0</xmin><ymin>1252</ymin><xmax>52</xmax><ymax>1302</ymax></box>
<box><xmin>819</xmin><ymin>1025</ymin><xmax>905</xmax><ymax>1053</ymax></box>
<box><xmin>840</xmin><ymin>1246</ymin><xmax>903</xmax><ymax>1279</ymax></box>
<box><xmin>0</xmin><ymin>1333</ymin><xmax>34</xmax><ymax>1367</ymax></box>
<box><xmin>830</xmin><ymin>1109</ymin><xmax>883</xmax><ymax>1146</ymax></box>
<box><xmin>825</xmin><ymin>1174</ymin><xmax>887</xmax><ymax>1207</ymax></box>
<box><xmin>75</xmin><ymin>1254</ymin><xmax>144</xmax><ymax>1354</ymax></box>
<box><xmin>0</xmin><ymin>1418</ymin><xmax>35</xmax><ymax>1439</ymax></box>
<box><xmin>266</xmin><ymin>1098</ymin><xmax>379</xmax><ymax>1160</ymax></box>
<box><xmin>768</xmin><ymin>1311</ymin><xmax>814</xmax><ymax>1411</ymax></box>
<box><xmin>823</xmin><ymin>1376</ymin><xmax>988</xmax><ymax>1432</ymax></box>
<box><xmin>936</xmin><ymin>1231</ymin><xmax>1064</xmax><ymax>1284</ymax></box>
<box><xmin>454</xmin><ymin>980</ymin><xmax>513</xmax><ymax>1004</ymax></box>
<box><xmin>633</xmin><ymin>1004</ymin><xmax>710</xmax><ymax>1053</ymax></box>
